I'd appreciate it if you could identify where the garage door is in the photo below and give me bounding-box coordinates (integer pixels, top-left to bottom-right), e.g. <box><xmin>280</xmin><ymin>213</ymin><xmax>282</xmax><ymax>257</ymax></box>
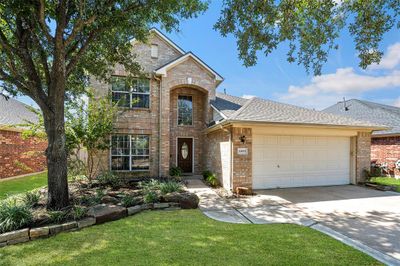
<box><xmin>253</xmin><ymin>135</ymin><xmax>350</xmax><ymax>189</ymax></box>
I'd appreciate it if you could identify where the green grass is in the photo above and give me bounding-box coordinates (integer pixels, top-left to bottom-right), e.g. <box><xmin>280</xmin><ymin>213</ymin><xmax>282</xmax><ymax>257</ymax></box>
<box><xmin>0</xmin><ymin>172</ymin><xmax>47</xmax><ymax>200</ymax></box>
<box><xmin>0</xmin><ymin>210</ymin><xmax>380</xmax><ymax>266</ymax></box>
<box><xmin>370</xmin><ymin>177</ymin><xmax>400</xmax><ymax>192</ymax></box>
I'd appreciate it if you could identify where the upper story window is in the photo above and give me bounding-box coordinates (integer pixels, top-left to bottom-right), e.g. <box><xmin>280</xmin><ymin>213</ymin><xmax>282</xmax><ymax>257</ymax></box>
<box><xmin>111</xmin><ymin>77</ymin><xmax>150</xmax><ymax>108</ymax></box>
<box><xmin>151</xmin><ymin>44</ymin><xmax>158</xmax><ymax>58</ymax></box>
<box><xmin>178</xmin><ymin>95</ymin><xmax>193</xmax><ymax>126</ymax></box>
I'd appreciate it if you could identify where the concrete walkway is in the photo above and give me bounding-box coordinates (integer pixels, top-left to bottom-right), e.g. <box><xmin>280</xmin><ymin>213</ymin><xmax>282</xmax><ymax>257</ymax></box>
<box><xmin>185</xmin><ymin>179</ymin><xmax>400</xmax><ymax>266</ymax></box>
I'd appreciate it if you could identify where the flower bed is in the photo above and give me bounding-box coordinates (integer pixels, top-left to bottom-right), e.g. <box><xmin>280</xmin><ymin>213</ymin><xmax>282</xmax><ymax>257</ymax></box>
<box><xmin>0</xmin><ymin>175</ymin><xmax>199</xmax><ymax>248</ymax></box>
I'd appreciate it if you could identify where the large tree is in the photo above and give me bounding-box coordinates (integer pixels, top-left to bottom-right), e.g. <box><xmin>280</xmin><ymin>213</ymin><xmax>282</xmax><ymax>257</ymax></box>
<box><xmin>0</xmin><ymin>0</ymin><xmax>207</xmax><ymax>209</ymax></box>
<box><xmin>215</xmin><ymin>0</ymin><xmax>400</xmax><ymax>75</ymax></box>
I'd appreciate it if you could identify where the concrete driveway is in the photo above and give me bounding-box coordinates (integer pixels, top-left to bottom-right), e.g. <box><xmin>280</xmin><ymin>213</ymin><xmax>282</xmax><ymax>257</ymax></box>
<box><xmin>255</xmin><ymin>185</ymin><xmax>400</xmax><ymax>262</ymax></box>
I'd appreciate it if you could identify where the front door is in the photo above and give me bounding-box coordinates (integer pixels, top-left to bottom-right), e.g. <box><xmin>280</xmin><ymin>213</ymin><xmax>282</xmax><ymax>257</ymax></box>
<box><xmin>177</xmin><ymin>138</ymin><xmax>193</xmax><ymax>173</ymax></box>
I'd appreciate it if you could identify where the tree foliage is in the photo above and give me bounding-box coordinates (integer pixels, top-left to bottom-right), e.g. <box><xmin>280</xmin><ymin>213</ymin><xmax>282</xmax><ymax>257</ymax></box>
<box><xmin>215</xmin><ymin>0</ymin><xmax>400</xmax><ymax>75</ymax></box>
<box><xmin>0</xmin><ymin>0</ymin><xmax>207</xmax><ymax>209</ymax></box>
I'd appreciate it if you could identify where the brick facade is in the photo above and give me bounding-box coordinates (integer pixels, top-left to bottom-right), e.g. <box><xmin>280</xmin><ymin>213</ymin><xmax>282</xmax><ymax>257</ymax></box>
<box><xmin>371</xmin><ymin>136</ymin><xmax>400</xmax><ymax>177</ymax></box>
<box><xmin>356</xmin><ymin>132</ymin><xmax>372</xmax><ymax>182</ymax></box>
<box><xmin>0</xmin><ymin>129</ymin><xmax>47</xmax><ymax>179</ymax></box>
<box><xmin>92</xmin><ymin>31</ymin><xmax>219</xmax><ymax>177</ymax></box>
<box><xmin>231</xmin><ymin>127</ymin><xmax>252</xmax><ymax>189</ymax></box>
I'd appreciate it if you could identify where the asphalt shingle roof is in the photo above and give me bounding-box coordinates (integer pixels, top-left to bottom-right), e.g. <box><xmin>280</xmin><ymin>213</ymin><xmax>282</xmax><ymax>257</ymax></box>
<box><xmin>0</xmin><ymin>97</ymin><xmax>39</xmax><ymax>127</ymax></box>
<box><xmin>211</xmin><ymin>93</ymin><xmax>385</xmax><ymax>128</ymax></box>
<box><xmin>323</xmin><ymin>99</ymin><xmax>400</xmax><ymax>135</ymax></box>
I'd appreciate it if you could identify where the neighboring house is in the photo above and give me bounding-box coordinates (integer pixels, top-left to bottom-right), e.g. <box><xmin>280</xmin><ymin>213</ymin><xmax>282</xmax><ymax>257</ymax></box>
<box><xmin>0</xmin><ymin>97</ymin><xmax>47</xmax><ymax>179</ymax></box>
<box><xmin>92</xmin><ymin>28</ymin><xmax>385</xmax><ymax>191</ymax></box>
<box><xmin>324</xmin><ymin>99</ymin><xmax>400</xmax><ymax>178</ymax></box>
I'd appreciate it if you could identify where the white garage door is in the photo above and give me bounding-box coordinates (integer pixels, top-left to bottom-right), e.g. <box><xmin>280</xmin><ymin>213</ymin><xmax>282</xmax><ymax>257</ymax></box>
<box><xmin>253</xmin><ymin>135</ymin><xmax>350</xmax><ymax>189</ymax></box>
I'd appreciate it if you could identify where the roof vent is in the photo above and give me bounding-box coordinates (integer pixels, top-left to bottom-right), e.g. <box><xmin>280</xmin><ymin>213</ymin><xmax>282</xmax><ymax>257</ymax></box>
<box><xmin>343</xmin><ymin>97</ymin><xmax>350</xmax><ymax>111</ymax></box>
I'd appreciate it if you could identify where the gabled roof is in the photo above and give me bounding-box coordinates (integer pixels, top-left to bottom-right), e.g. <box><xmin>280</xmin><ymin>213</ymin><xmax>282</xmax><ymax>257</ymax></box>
<box><xmin>323</xmin><ymin>99</ymin><xmax>400</xmax><ymax>135</ymax></box>
<box><xmin>155</xmin><ymin>52</ymin><xmax>224</xmax><ymax>83</ymax></box>
<box><xmin>211</xmin><ymin>93</ymin><xmax>387</xmax><ymax>130</ymax></box>
<box><xmin>130</xmin><ymin>28</ymin><xmax>185</xmax><ymax>55</ymax></box>
<box><xmin>149</xmin><ymin>28</ymin><xmax>185</xmax><ymax>54</ymax></box>
<box><xmin>0</xmin><ymin>97</ymin><xmax>39</xmax><ymax>127</ymax></box>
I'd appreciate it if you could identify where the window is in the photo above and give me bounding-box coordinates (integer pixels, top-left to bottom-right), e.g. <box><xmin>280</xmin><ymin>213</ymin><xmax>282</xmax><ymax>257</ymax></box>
<box><xmin>178</xmin><ymin>95</ymin><xmax>193</xmax><ymax>125</ymax></box>
<box><xmin>111</xmin><ymin>77</ymin><xmax>150</xmax><ymax>108</ymax></box>
<box><xmin>151</xmin><ymin>44</ymin><xmax>158</xmax><ymax>58</ymax></box>
<box><xmin>111</xmin><ymin>135</ymin><xmax>150</xmax><ymax>171</ymax></box>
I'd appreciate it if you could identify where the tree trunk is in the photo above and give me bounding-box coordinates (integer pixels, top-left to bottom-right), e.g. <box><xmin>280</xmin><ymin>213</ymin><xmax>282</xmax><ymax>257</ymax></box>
<box><xmin>44</xmin><ymin>110</ymin><xmax>69</xmax><ymax>210</ymax></box>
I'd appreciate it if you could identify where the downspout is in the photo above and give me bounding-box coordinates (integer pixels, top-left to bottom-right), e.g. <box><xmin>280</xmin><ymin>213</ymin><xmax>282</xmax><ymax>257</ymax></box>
<box><xmin>154</xmin><ymin>74</ymin><xmax>162</xmax><ymax>177</ymax></box>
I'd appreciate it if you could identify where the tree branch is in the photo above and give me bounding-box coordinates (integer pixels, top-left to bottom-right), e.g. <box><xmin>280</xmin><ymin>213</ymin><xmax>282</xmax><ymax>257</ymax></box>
<box><xmin>36</xmin><ymin>0</ymin><xmax>54</xmax><ymax>43</ymax></box>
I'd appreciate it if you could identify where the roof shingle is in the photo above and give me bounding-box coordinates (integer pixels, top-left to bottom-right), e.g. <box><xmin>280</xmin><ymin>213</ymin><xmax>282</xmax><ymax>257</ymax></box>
<box><xmin>211</xmin><ymin>93</ymin><xmax>385</xmax><ymax>129</ymax></box>
<box><xmin>323</xmin><ymin>99</ymin><xmax>400</xmax><ymax>135</ymax></box>
<box><xmin>0</xmin><ymin>97</ymin><xmax>39</xmax><ymax>127</ymax></box>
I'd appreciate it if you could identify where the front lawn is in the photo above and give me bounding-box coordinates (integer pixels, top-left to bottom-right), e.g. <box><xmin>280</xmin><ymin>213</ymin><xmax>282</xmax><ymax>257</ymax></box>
<box><xmin>0</xmin><ymin>210</ymin><xmax>379</xmax><ymax>266</ymax></box>
<box><xmin>370</xmin><ymin>177</ymin><xmax>400</xmax><ymax>192</ymax></box>
<box><xmin>0</xmin><ymin>172</ymin><xmax>47</xmax><ymax>200</ymax></box>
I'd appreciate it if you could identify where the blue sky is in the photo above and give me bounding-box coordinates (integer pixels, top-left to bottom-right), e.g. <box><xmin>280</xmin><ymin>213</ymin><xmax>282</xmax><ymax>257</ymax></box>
<box><xmin>18</xmin><ymin>1</ymin><xmax>400</xmax><ymax>110</ymax></box>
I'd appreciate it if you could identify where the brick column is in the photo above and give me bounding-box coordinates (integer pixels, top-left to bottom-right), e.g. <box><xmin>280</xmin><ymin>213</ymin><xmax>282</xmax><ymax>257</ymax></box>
<box><xmin>356</xmin><ymin>132</ymin><xmax>371</xmax><ymax>183</ymax></box>
<box><xmin>231</xmin><ymin>127</ymin><xmax>252</xmax><ymax>190</ymax></box>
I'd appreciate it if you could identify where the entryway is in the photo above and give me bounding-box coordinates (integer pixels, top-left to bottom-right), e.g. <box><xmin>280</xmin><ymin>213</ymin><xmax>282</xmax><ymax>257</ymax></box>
<box><xmin>177</xmin><ymin>138</ymin><xmax>193</xmax><ymax>173</ymax></box>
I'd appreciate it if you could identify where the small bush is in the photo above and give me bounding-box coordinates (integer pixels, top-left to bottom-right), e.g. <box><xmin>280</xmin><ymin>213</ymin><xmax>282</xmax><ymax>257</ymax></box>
<box><xmin>159</xmin><ymin>181</ymin><xmax>182</xmax><ymax>195</ymax></box>
<box><xmin>79</xmin><ymin>189</ymin><xmax>104</xmax><ymax>206</ymax></box>
<box><xmin>70</xmin><ymin>205</ymin><xmax>87</xmax><ymax>220</ymax></box>
<box><xmin>202</xmin><ymin>170</ymin><xmax>213</xmax><ymax>180</ymax></box>
<box><xmin>48</xmin><ymin>210</ymin><xmax>68</xmax><ymax>224</ymax></box>
<box><xmin>23</xmin><ymin>190</ymin><xmax>40</xmax><ymax>207</ymax></box>
<box><xmin>138</xmin><ymin>179</ymin><xmax>161</xmax><ymax>191</ymax></box>
<box><xmin>143</xmin><ymin>191</ymin><xmax>159</xmax><ymax>203</ymax></box>
<box><xmin>97</xmin><ymin>171</ymin><xmax>122</xmax><ymax>188</ymax></box>
<box><xmin>0</xmin><ymin>200</ymin><xmax>33</xmax><ymax>233</ymax></box>
<box><xmin>169</xmin><ymin>166</ymin><xmax>182</xmax><ymax>177</ymax></box>
<box><xmin>121</xmin><ymin>194</ymin><xmax>138</xmax><ymax>207</ymax></box>
<box><xmin>206</xmin><ymin>173</ymin><xmax>220</xmax><ymax>188</ymax></box>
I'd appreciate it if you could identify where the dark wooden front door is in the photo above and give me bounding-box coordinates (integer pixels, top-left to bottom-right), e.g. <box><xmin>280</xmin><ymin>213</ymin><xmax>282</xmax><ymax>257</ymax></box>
<box><xmin>177</xmin><ymin>138</ymin><xmax>193</xmax><ymax>173</ymax></box>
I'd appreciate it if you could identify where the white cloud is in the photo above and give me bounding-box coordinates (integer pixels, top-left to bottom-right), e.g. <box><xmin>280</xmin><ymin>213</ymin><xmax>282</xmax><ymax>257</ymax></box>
<box><xmin>277</xmin><ymin>67</ymin><xmax>400</xmax><ymax>109</ymax></box>
<box><xmin>369</xmin><ymin>42</ymin><xmax>400</xmax><ymax>70</ymax></box>
<box><xmin>242</xmin><ymin>94</ymin><xmax>256</xmax><ymax>99</ymax></box>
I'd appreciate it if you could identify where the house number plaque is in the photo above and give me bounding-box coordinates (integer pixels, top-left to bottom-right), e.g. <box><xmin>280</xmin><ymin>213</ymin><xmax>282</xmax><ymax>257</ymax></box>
<box><xmin>237</xmin><ymin>148</ymin><xmax>248</xmax><ymax>155</ymax></box>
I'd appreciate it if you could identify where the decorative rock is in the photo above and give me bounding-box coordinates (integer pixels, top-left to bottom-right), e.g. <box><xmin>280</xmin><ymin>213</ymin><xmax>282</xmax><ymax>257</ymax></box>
<box><xmin>127</xmin><ymin>205</ymin><xmax>142</xmax><ymax>215</ymax></box>
<box><xmin>78</xmin><ymin>217</ymin><xmax>96</xmax><ymax>229</ymax></box>
<box><xmin>154</xmin><ymin>203</ymin><xmax>169</xmax><ymax>209</ymax></box>
<box><xmin>141</xmin><ymin>203</ymin><xmax>154</xmax><ymax>210</ymax></box>
<box><xmin>163</xmin><ymin>192</ymin><xmax>199</xmax><ymax>209</ymax></box>
<box><xmin>164</xmin><ymin>207</ymin><xmax>181</xmax><ymax>211</ymax></box>
<box><xmin>0</xmin><ymin>242</ymin><xmax>6</xmax><ymax>248</ymax></box>
<box><xmin>48</xmin><ymin>224</ymin><xmax>63</xmax><ymax>235</ymax></box>
<box><xmin>7</xmin><ymin>237</ymin><xmax>29</xmax><ymax>245</ymax></box>
<box><xmin>48</xmin><ymin>221</ymin><xmax>77</xmax><ymax>235</ymax></box>
<box><xmin>101</xmin><ymin>195</ymin><xmax>120</xmax><ymax>204</ymax></box>
<box><xmin>30</xmin><ymin>227</ymin><xmax>49</xmax><ymax>239</ymax></box>
<box><xmin>87</xmin><ymin>204</ymin><xmax>127</xmax><ymax>224</ymax></box>
<box><xmin>0</xmin><ymin>228</ymin><xmax>29</xmax><ymax>242</ymax></box>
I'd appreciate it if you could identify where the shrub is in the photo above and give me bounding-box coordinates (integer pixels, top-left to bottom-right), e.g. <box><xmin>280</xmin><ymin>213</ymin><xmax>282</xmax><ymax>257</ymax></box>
<box><xmin>97</xmin><ymin>171</ymin><xmax>122</xmax><ymax>189</ymax></box>
<box><xmin>23</xmin><ymin>190</ymin><xmax>41</xmax><ymax>208</ymax></box>
<box><xmin>143</xmin><ymin>191</ymin><xmax>159</xmax><ymax>203</ymax></box>
<box><xmin>48</xmin><ymin>210</ymin><xmax>68</xmax><ymax>224</ymax></box>
<box><xmin>0</xmin><ymin>200</ymin><xmax>33</xmax><ymax>233</ymax></box>
<box><xmin>138</xmin><ymin>179</ymin><xmax>161</xmax><ymax>191</ymax></box>
<box><xmin>202</xmin><ymin>170</ymin><xmax>213</xmax><ymax>180</ymax></box>
<box><xmin>206</xmin><ymin>173</ymin><xmax>220</xmax><ymax>188</ymax></box>
<box><xmin>121</xmin><ymin>194</ymin><xmax>138</xmax><ymax>207</ymax></box>
<box><xmin>159</xmin><ymin>181</ymin><xmax>182</xmax><ymax>194</ymax></box>
<box><xmin>169</xmin><ymin>166</ymin><xmax>182</xmax><ymax>178</ymax></box>
<box><xmin>70</xmin><ymin>205</ymin><xmax>87</xmax><ymax>220</ymax></box>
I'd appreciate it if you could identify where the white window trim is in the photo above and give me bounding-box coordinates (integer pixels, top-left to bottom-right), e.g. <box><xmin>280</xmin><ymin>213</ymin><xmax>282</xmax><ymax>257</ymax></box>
<box><xmin>110</xmin><ymin>134</ymin><xmax>150</xmax><ymax>172</ymax></box>
<box><xmin>111</xmin><ymin>77</ymin><xmax>151</xmax><ymax>109</ymax></box>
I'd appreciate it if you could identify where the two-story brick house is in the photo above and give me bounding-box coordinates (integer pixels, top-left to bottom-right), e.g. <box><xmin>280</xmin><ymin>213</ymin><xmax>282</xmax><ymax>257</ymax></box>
<box><xmin>92</xmin><ymin>28</ymin><xmax>385</xmax><ymax>192</ymax></box>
